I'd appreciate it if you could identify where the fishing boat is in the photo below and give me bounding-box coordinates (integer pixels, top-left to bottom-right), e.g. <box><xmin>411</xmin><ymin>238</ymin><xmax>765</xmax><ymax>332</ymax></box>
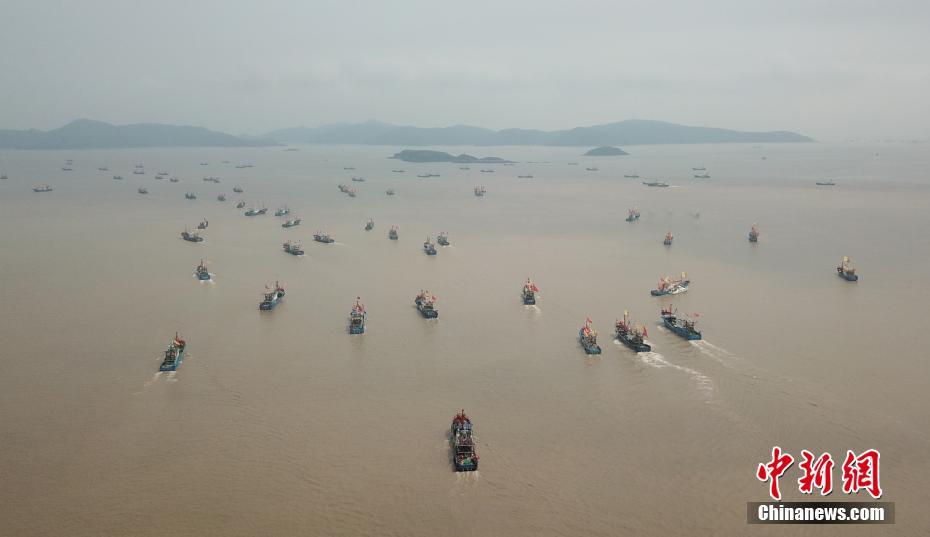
<box><xmin>61</xmin><ymin>167</ymin><xmax>73</xmax><ymax>171</ymax></box>
<box><xmin>157</xmin><ymin>171</ymin><xmax>169</xmax><ymax>177</ymax></box>
<box><xmin>347</xmin><ymin>189</ymin><xmax>357</xmax><ymax>197</ymax></box>
<box><xmin>615</xmin><ymin>310</ymin><xmax>651</xmax><ymax>352</ymax></box>
<box><xmin>517</xmin><ymin>175</ymin><xmax>534</xmax><ymax>179</ymax></box>
<box><xmin>244</xmin><ymin>207</ymin><xmax>267</xmax><ymax>216</ymax></box>
<box><xmin>414</xmin><ymin>290</ymin><xmax>439</xmax><ymax>318</ymax></box>
<box><xmin>363</xmin><ymin>218</ymin><xmax>374</xmax><ymax>231</ymax></box>
<box><xmin>423</xmin><ymin>237</ymin><xmax>437</xmax><ymax>255</ymax></box>
<box><xmin>195</xmin><ymin>260</ymin><xmax>211</xmax><ymax>281</ymax></box>
<box><xmin>451</xmin><ymin>410</ymin><xmax>479</xmax><ymax>472</ymax></box>
<box><xmin>185</xmin><ymin>192</ymin><xmax>197</xmax><ymax>200</ymax></box>
<box><xmin>474</xmin><ymin>185</ymin><xmax>486</xmax><ymax>197</ymax></box>
<box><xmin>236</xmin><ymin>201</ymin><xmax>246</xmax><ymax>209</ymax></box>
<box><xmin>626</xmin><ymin>208</ymin><xmax>641</xmax><ymax>222</ymax></box>
<box><xmin>343</xmin><ymin>166</ymin><xmax>355</xmax><ymax>170</ymax></box>
<box><xmin>837</xmin><ymin>256</ymin><xmax>859</xmax><ymax>281</ymax></box>
<box><xmin>313</xmin><ymin>231</ymin><xmax>335</xmax><ymax>243</ymax></box>
<box><xmin>386</xmin><ymin>188</ymin><xmax>396</xmax><ymax>196</ymax></box>
<box><xmin>133</xmin><ymin>169</ymin><xmax>145</xmax><ymax>175</ymax></box>
<box><xmin>623</xmin><ymin>174</ymin><xmax>640</xmax><ymax>178</ymax></box>
<box><xmin>816</xmin><ymin>180</ymin><xmax>836</xmax><ymax>186</ymax></box>
<box><xmin>196</xmin><ymin>218</ymin><xmax>209</xmax><ymax>230</ymax></box>
<box><xmin>282</xmin><ymin>240</ymin><xmax>304</xmax><ymax>256</ymax></box>
<box><xmin>660</xmin><ymin>306</ymin><xmax>702</xmax><ymax>340</ymax></box>
<box><xmin>282</xmin><ymin>217</ymin><xmax>302</xmax><ymax>228</ymax></box>
<box><xmin>585</xmin><ymin>167</ymin><xmax>599</xmax><ymax>171</ymax></box>
<box><xmin>522</xmin><ymin>278</ymin><xmax>539</xmax><ymax>305</ymax></box>
<box><xmin>417</xmin><ymin>173</ymin><xmax>432</xmax><ymax>178</ymax></box>
<box><xmin>693</xmin><ymin>167</ymin><xmax>706</xmax><ymax>171</ymax></box>
<box><xmin>274</xmin><ymin>206</ymin><xmax>290</xmax><ymax>217</ymax></box>
<box><xmin>233</xmin><ymin>186</ymin><xmax>244</xmax><ymax>193</ymax></box>
<box><xmin>643</xmin><ymin>180</ymin><xmax>670</xmax><ymax>187</ymax></box>
<box><xmin>388</xmin><ymin>226</ymin><xmax>398</xmax><ymax>240</ymax></box>
<box><xmin>479</xmin><ymin>169</ymin><xmax>494</xmax><ymax>173</ymax></box>
<box><xmin>436</xmin><ymin>232</ymin><xmax>449</xmax><ymax>246</ymax></box>
<box><xmin>137</xmin><ymin>187</ymin><xmax>148</xmax><ymax>194</ymax></box>
<box><xmin>351</xmin><ymin>176</ymin><xmax>365</xmax><ymax>182</ymax></box>
<box><xmin>664</xmin><ymin>232</ymin><xmax>674</xmax><ymax>246</ymax></box>
<box><xmin>259</xmin><ymin>281</ymin><xmax>286</xmax><ymax>310</ymax></box>
<box><xmin>159</xmin><ymin>333</ymin><xmax>187</xmax><ymax>371</ymax></box>
<box><xmin>348</xmin><ymin>298</ymin><xmax>366</xmax><ymax>334</ymax></box>
<box><xmin>169</xmin><ymin>177</ymin><xmax>179</xmax><ymax>183</ymax></box>
<box><xmin>217</xmin><ymin>194</ymin><xmax>226</xmax><ymax>201</ymax></box>
<box><xmin>33</xmin><ymin>185</ymin><xmax>53</xmax><ymax>192</ymax></box>
<box><xmin>392</xmin><ymin>169</ymin><xmax>405</xmax><ymax>173</ymax></box>
<box><xmin>0</xmin><ymin>174</ymin><xmax>7</xmax><ymax>180</ymax></box>
<box><xmin>460</xmin><ymin>166</ymin><xmax>471</xmax><ymax>170</ymax></box>
<box><xmin>98</xmin><ymin>167</ymin><xmax>108</xmax><ymax>171</ymax></box>
<box><xmin>337</xmin><ymin>184</ymin><xmax>349</xmax><ymax>193</ymax></box>
<box><xmin>749</xmin><ymin>223</ymin><xmax>760</xmax><ymax>242</ymax></box>
<box><xmin>693</xmin><ymin>173</ymin><xmax>711</xmax><ymax>179</ymax></box>
<box><xmin>579</xmin><ymin>319</ymin><xmax>602</xmax><ymax>354</ymax></box>
<box><xmin>180</xmin><ymin>229</ymin><xmax>204</xmax><ymax>242</ymax></box>
<box><xmin>651</xmin><ymin>273</ymin><xmax>689</xmax><ymax>296</ymax></box>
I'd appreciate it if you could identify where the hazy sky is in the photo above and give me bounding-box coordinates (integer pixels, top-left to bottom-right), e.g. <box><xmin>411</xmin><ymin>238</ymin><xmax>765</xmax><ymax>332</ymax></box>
<box><xmin>2</xmin><ymin>0</ymin><xmax>928</xmax><ymax>140</ymax></box>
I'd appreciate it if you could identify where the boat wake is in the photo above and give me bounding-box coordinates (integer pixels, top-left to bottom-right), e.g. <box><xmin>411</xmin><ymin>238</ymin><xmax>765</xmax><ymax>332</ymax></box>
<box><xmin>165</xmin><ymin>371</ymin><xmax>179</xmax><ymax>382</ymax></box>
<box><xmin>639</xmin><ymin>352</ymin><xmax>714</xmax><ymax>396</ymax></box>
<box><xmin>690</xmin><ymin>340</ymin><xmax>738</xmax><ymax>365</ymax></box>
<box><xmin>454</xmin><ymin>471</ymin><xmax>480</xmax><ymax>484</ymax></box>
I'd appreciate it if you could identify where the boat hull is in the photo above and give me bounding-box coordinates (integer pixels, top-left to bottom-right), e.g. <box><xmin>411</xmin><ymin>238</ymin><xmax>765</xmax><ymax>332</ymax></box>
<box><xmin>523</xmin><ymin>295</ymin><xmax>536</xmax><ymax>305</ymax></box>
<box><xmin>662</xmin><ymin>318</ymin><xmax>702</xmax><ymax>340</ymax></box>
<box><xmin>579</xmin><ymin>329</ymin><xmax>602</xmax><ymax>354</ymax></box>
<box><xmin>197</xmin><ymin>273</ymin><xmax>211</xmax><ymax>281</ymax></box>
<box><xmin>349</xmin><ymin>324</ymin><xmax>365</xmax><ymax>334</ymax></box>
<box><xmin>159</xmin><ymin>347</ymin><xmax>185</xmax><ymax>372</ymax></box>
<box><xmin>838</xmin><ymin>272</ymin><xmax>859</xmax><ymax>281</ymax></box>
<box><xmin>416</xmin><ymin>302</ymin><xmax>439</xmax><ymax>318</ymax></box>
<box><xmin>616</xmin><ymin>332</ymin><xmax>651</xmax><ymax>352</ymax></box>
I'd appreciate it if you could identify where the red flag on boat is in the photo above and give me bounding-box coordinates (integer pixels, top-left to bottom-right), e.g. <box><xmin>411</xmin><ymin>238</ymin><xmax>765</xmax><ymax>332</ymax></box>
<box><xmin>643</xmin><ymin>327</ymin><xmax>648</xmax><ymax>338</ymax></box>
<box><xmin>586</xmin><ymin>317</ymin><xmax>593</xmax><ymax>325</ymax></box>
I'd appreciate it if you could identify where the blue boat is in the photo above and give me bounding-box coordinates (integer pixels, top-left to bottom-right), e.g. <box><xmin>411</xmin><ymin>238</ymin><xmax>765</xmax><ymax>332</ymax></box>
<box><xmin>436</xmin><ymin>232</ymin><xmax>449</xmax><ymax>246</ymax></box>
<box><xmin>181</xmin><ymin>229</ymin><xmax>204</xmax><ymax>243</ymax></box>
<box><xmin>663</xmin><ymin>232</ymin><xmax>673</xmax><ymax>246</ymax></box>
<box><xmin>626</xmin><ymin>208</ymin><xmax>640</xmax><ymax>222</ymax></box>
<box><xmin>365</xmin><ymin>218</ymin><xmax>374</xmax><ymax>231</ymax></box>
<box><xmin>185</xmin><ymin>192</ymin><xmax>197</xmax><ymax>200</ymax></box>
<box><xmin>451</xmin><ymin>410</ymin><xmax>479</xmax><ymax>472</ymax></box>
<box><xmin>579</xmin><ymin>320</ymin><xmax>602</xmax><ymax>354</ymax></box>
<box><xmin>615</xmin><ymin>310</ymin><xmax>651</xmax><ymax>352</ymax></box>
<box><xmin>423</xmin><ymin>237</ymin><xmax>437</xmax><ymax>255</ymax></box>
<box><xmin>414</xmin><ymin>291</ymin><xmax>439</xmax><ymax>318</ymax></box>
<box><xmin>522</xmin><ymin>278</ymin><xmax>539</xmax><ymax>305</ymax></box>
<box><xmin>388</xmin><ymin>226</ymin><xmax>398</xmax><ymax>240</ymax></box>
<box><xmin>282</xmin><ymin>240</ymin><xmax>304</xmax><ymax>256</ymax></box>
<box><xmin>651</xmin><ymin>274</ymin><xmax>689</xmax><ymax>296</ymax></box>
<box><xmin>660</xmin><ymin>306</ymin><xmax>702</xmax><ymax>340</ymax></box>
<box><xmin>749</xmin><ymin>223</ymin><xmax>760</xmax><ymax>243</ymax></box>
<box><xmin>349</xmin><ymin>298</ymin><xmax>366</xmax><ymax>334</ymax></box>
<box><xmin>244</xmin><ymin>207</ymin><xmax>267</xmax><ymax>216</ymax></box>
<box><xmin>159</xmin><ymin>333</ymin><xmax>187</xmax><ymax>371</ymax></box>
<box><xmin>314</xmin><ymin>232</ymin><xmax>335</xmax><ymax>243</ymax></box>
<box><xmin>274</xmin><ymin>206</ymin><xmax>290</xmax><ymax>217</ymax></box>
<box><xmin>282</xmin><ymin>218</ymin><xmax>301</xmax><ymax>228</ymax></box>
<box><xmin>259</xmin><ymin>282</ymin><xmax>286</xmax><ymax>310</ymax></box>
<box><xmin>195</xmin><ymin>260</ymin><xmax>211</xmax><ymax>281</ymax></box>
<box><xmin>837</xmin><ymin>256</ymin><xmax>859</xmax><ymax>281</ymax></box>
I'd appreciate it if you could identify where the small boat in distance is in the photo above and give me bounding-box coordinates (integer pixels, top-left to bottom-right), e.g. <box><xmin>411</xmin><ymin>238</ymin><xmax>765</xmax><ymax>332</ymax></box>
<box><xmin>244</xmin><ymin>207</ymin><xmax>267</xmax><ymax>216</ymax></box>
<box><xmin>169</xmin><ymin>177</ymin><xmax>179</xmax><ymax>183</ymax></box>
<box><xmin>392</xmin><ymin>169</ymin><xmax>405</xmax><ymax>173</ymax></box>
<box><xmin>196</xmin><ymin>219</ymin><xmax>209</xmax><ymax>230</ymax></box>
<box><xmin>643</xmin><ymin>180</ymin><xmax>670</xmax><ymax>187</ymax></box>
<box><xmin>386</xmin><ymin>188</ymin><xmax>396</xmax><ymax>196</ymax></box>
<box><xmin>692</xmin><ymin>167</ymin><xmax>706</xmax><ymax>171</ymax></box>
<box><xmin>61</xmin><ymin>167</ymin><xmax>73</xmax><ymax>171</ymax></box>
<box><xmin>159</xmin><ymin>333</ymin><xmax>187</xmax><ymax>371</ymax></box>
<box><xmin>185</xmin><ymin>192</ymin><xmax>197</xmax><ymax>200</ymax></box>
<box><xmin>693</xmin><ymin>173</ymin><xmax>711</xmax><ymax>179</ymax></box>
<box><xmin>579</xmin><ymin>318</ymin><xmax>602</xmax><ymax>354</ymax></box>
<box><xmin>133</xmin><ymin>168</ymin><xmax>145</xmax><ymax>175</ymax></box>
<box><xmin>282</xmin><ymin>240</ymin><xmax>304</xmax><ymax>256</ymax></box>
<box><xmin>749</xmin><ymin>223</ymin><xmax>760</xmax><ymax>243</ymax></box>
<box><xmin>615</xmin><ymin>310</ymin><xmax>651</xmax><ymax>352</ymax></box>
<box><xmin>343</xmin><ymin>166</ymin><xmax>355</xmax><ymax>170</ymax></box>
<box><xmin>259</xmin><ymin>282</ymin><xmax>286</xmax><ymax>310</ymax></box>
<box><xmin>626</xmin><ymin>208</ymin><xmax>641</xmax><ymax>222</ymax></box>
<box><xmin>623</xmin><ymin>174</ymin><xmax>640</xmax><ymax>178</ymax></box>
<box><xmin>313</xmin><ymin>231</ymin><xmax>335</xmax><ymax>243</ymax></box>
<box><xmin>157</xmin><ymin>171</ymin><xmax>168</xmax><ymax>177</ymax></box>
<box><xmin>347</xmin><ymin>189</ymin><xmax>357</xmax><ymax>197</ymax></box>
<box><xmin>517</xmin><ymin>175</ymin><xmax>534</xmax><ymax>179</ymax></box>
<box><xmin>585</xmin><ymin>167</ymin><xmax>598</xmax><ymax>171</ymax></box>
<box><xmin>351</xmin><ymin>176</ymin><xmax>365</xmax><ymax>182</ymax></box>
<box><xmin>137</xmin><ymin>187</ymin><xmax>148</xmax><ymax>194</ymax></box>
<box><xmin>236</xmin><ymin>201</ymin><xmax>246</xmax><ymax>209</ymax></box>
<box><xmin>98</xmin><ymin>166</ymin><xmax>108</xmax><ymax>171</ymax></box>
<box><xmin>274</xmin><ymin>206</ymin><xmax>290</xmax><ymax>217</ymax></box>
<box><xmin>479</xmin><ymin>169</ymin><xmax>494</xmax><ymax>173</ymax></box>
<box><xmin>664</xmin><ymin>232</ymin><xmax>673</xmax><ymax>246</ymax></box>
<box><xmin>660</xmin><ymin>306</ymin><xmax>702</xmax><ymax>340</ymax></box>
<box><xmin>195</xmin><ymin>260</ymin><xmax>211</xmax><ymax>281</ymax></box>
<box><xmin>451</xmin><ymin>410</ymin><xmax>479</xmax><ymax>472</ymax></box>
<box><xmin>460</xmin><ymin>166</ymin><xmax>471</xmax><ymax>170</ymax></box>
<box><xmin>364</xmin><ymin>218</ymin><xmax>374</xmax><ymax>231</ymax></box>
<box><xmin>837</xmin><ymin>256</ymin><xmax>859</xmax><ymax>281</ymax></box>
<box><xmin>651</xmin><ymin>273</ymin><xmax>690</xmax><ymax>296</ymax></box>
<box><xmin>181</xmin><ymin>229</ymin><xmax>204</xmax><ymax>242</ymax></box>
<box><xmin>33</xmin><ymin>185</ymin><xmax>53</xmax><ymax>192</ymax></box>
<box><xmin>522</xmin><ymin>278</ymin><xmax>539</xmax><ymax>305</ymax></box>
<box><xmin>217</xmin><ymin>194</ymin><xmax>226</xmax><ymax>201</ymax></box>
<box><xmin>436</xmin><ymin>232</ymin><xmax>449</xmax><ymax>246</ymax></box>
<box><xmin>233</xmin><ymin>186</ymin><xmax>244</xmax><ymax>193</ymax></box>
<box><xmin>423</xmin><ymin>237</ymin><xmax>438</xmax><ymax>255</ymax></box>
<box><xmin>282</xmin><ymin>217</ymin><xmax>302</xmax><ymax>228</ymax></box>
<box><xmin>414</xmin><ymin>290</ymin><xmax>439</xmax><ymax>318</ymax></box>
<box><xmin>388</xmin><ymin>226</ymin><xmax>398</xmax><ymax>240</ymax></box>
<box><xmin>816</xmin><ymin>180</ymin><xmax>836</xmax><ymax>186</ymax></box>
<box><xmin>349</xmin><ymin>298</ymin><xmax>366</xmax><ymax>334</ymax></box>
<box><xmin>474</xmin><ymin>185</ymin><xmax>486</xmax><ymax>197</ymax></box>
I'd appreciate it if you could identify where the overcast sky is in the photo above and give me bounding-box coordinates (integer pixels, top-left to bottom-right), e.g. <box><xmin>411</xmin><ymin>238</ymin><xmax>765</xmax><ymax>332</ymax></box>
<box><xmin>1</xmin><ymin>0</ymin><xmax>928</xmax><ymax>140</ymax></box>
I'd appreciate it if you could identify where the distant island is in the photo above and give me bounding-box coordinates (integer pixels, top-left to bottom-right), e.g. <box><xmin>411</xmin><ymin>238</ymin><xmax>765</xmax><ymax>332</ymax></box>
<box><xmin>389</xmin><ymin>149</ymin><xmax>513</xmax><ymax>163</ymax></box>
<box><xmin>0</xmin><ymin>119</ymin><xmax>277</xmax><ymax>149</ymax></box>
<box><xmin>268</xmin><ymin>119</ymin><xmax>813</xmax><ymax>146</ymax></box>
<box><xmin>584</xmin><ymin>146</ymin><xmax>628</xmax><ymax>156</ymax></box>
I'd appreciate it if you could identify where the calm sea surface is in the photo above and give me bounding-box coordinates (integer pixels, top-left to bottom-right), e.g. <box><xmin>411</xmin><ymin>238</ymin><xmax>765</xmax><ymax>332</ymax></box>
<box><xmin>1</xmin><ymin>143</ymin><xmax>928</xmax><ymax>536</ymax></box>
